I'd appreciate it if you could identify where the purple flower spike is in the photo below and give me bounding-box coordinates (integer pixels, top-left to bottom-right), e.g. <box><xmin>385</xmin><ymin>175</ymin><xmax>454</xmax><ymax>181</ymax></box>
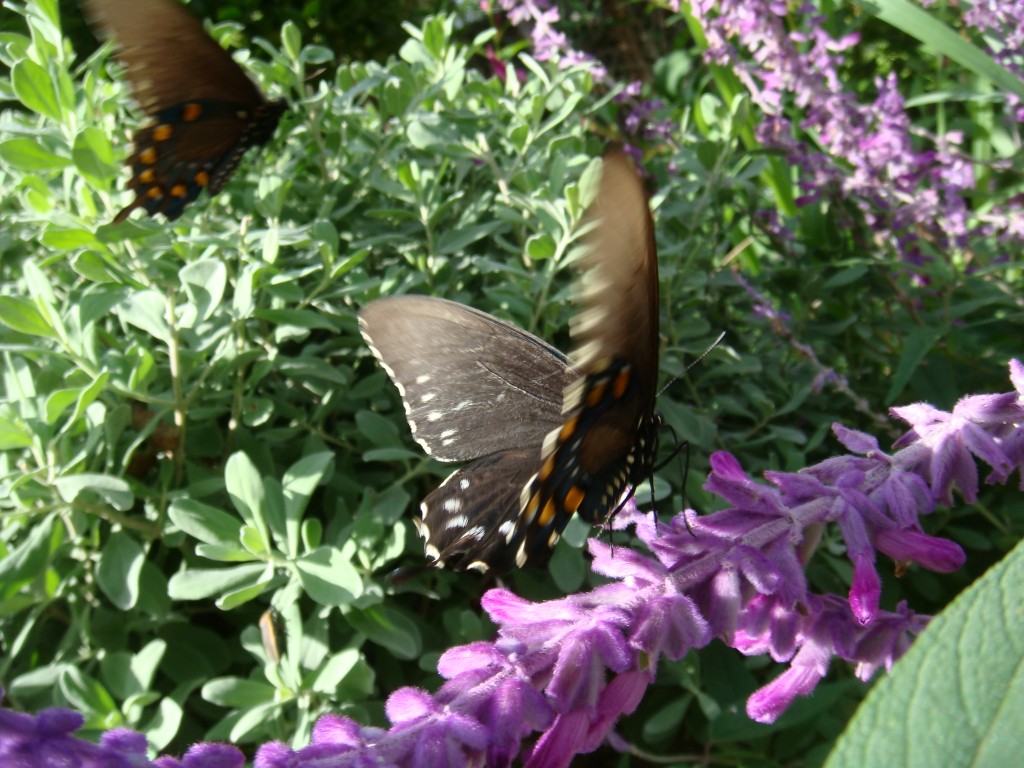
<box><xmin>6</xmin><ymin>362</ymin><xmax>1024</xmax><ymax>765</ymax></box>
<box><xmin>0</xmin><ymin>690</ymin><xmax>158</xmax><ymax>768</ymax></box>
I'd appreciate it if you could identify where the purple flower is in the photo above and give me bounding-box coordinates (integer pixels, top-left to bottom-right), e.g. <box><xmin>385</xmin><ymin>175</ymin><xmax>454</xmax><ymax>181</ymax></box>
<box><xmin>6</xmin><ymin>360</ymin><xmax>1024</xmax><ymax>763</ymax></box>
<box><xmin>685</xmin><ymin>1</ymin><xmax>1023</xmax><ymax>263</ymax></box>
<box><xmin>0</xmin><ymin>692</ymin><xmax>158</xmax><ymax>768</ymax></box>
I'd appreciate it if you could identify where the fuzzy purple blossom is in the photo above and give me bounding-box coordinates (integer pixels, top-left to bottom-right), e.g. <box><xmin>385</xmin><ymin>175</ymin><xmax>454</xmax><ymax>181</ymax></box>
<box><xmin>5</xmin><ymin>360</ymin><xmax>1024</xmax><ymax>767</ymax></box>
<box><xmin>484</xmin><ymin>0</ymin><xmax>606</xmax><ymax>80</ymax></box>
<box><xmin>684</xmin><ymin>0</ymin><xmax>1024</xmax><ymax>262</ymax></box>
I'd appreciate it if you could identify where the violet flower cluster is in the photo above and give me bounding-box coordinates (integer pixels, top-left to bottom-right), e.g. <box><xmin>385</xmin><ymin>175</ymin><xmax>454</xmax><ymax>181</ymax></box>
<box><xmin>961</xmin><ymin>0</ymin><xmax>1024</xmax><ymax>122</ymax></box>
<box><xmin>490</xmin><ymin>0</ymin><xmax>1023</xmax><ymax>262</ymax></box>
<box><xmin>686</xmin><ymin>0</ymin><xmax>997</xmax><ymax>264</ymax></box>
<box><xmin>482</xmin><ymin>0</ymin><xmax>607</xmax><ymax>79</ymax></box>
<box><xmin>5</xmin><ymin>360</ymin><xmax>1024</xmax><ymax>768</ymax></box>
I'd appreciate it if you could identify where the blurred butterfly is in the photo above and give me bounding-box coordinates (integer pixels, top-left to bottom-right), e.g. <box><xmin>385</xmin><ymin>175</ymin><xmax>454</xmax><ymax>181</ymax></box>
<box><xmin>359</xmin><ymin>148</ymin><xmax>660</xmax><ymax>573</ymax></box>
<box><xmin>83</xmin><ymin>0</ymin><xmax>287</xmax><ymax>223</ymax></box>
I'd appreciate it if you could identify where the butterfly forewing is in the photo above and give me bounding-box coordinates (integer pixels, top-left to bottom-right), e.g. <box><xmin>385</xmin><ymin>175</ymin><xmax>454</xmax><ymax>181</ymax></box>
<box><xmin>83</xmin><ymin>0</ymin><xmax>265</xmax><ymax>110</ymax></box>
<box><xmin>518</xmin><ymin>149</ymin><xmax>660</xmax><ymax>566</ymax></box>
<box><xmin>359</xmin><ymin>296</ymin><xmax>572</xmax><ymax>462</ymax></box>
<box><xmin>83</xmin><ymin>0</ymin><xmax>285</xmax><ymax>222</ymax></box>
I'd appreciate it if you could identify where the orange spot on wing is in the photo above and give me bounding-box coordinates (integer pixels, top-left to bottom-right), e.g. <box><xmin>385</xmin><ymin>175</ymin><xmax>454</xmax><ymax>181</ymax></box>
<box><xmin>183</xmin><ymin>103</ymin><xmax>203</xmax><ymax>121</ymax></box>
<box><xmin>138</xmin><ymin>169</ymin><xmax>155</xmax><ymax>184</ymax></box>
<box><xmin>613</xmin><ymin>367</ymin><xmax>630</xmax><ymax>399</ymax></box>
<box><xmin>152</xmin><ymin>125</ymin><xmax>173</xmax><ymax>141</ymax></box>
<box><xmin>564</xmin><ymin>485</ymin><xmax>584</xmax><ymax>512</ymax></box>
<box><xmin>170</xmin><ymin>184</ymin><xmax>187</xmax><ymax>198</ymax></box>
<box><xmin>139</xmin><ymin>148</ymin><xmax>158</xmax><ymax>165</ymax></box>
<box><xmin>559</xmin><ymin>415</ymin><xmax>578</xmax><ymax>442</ymax></box>
<box><xmin>194</xmin><ymin>170</ymin><xmax>210</xmax><ymax>187</ymax></box>
<box><xmin>587</xmin><ymin>380</ymin><xmax>608</xmax><ymax>407</ymax></box>
<box><xmin>145</xmin><ymin>187</ymin><xmax>162</xmax><ymax>199</ymax></box>
<box><xmin>538</xmin><ymin>456</ymin><xmax>556</xmax><ymax>482</ymax></box>
<box><xmin>538</xmin><ymin>498</ymin><xmax>557</xmax><ymax>527</ymax></box>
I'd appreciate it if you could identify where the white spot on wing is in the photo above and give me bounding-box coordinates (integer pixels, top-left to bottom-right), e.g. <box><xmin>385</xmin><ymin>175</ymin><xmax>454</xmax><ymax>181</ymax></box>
<box><xmin>461</xmin><ymin>526</ymin><xmax>485</xmax><ymax>541</ymax></box>
<box><xmin>459</xmin><ymin>478</ymin><xmax>470</xmax><ymax>490</ymax></box>
<box><xmin>416</xmin><ymin>374</ymin><xmax>431</xmax><ymax>384</ymax></box>
<box><xmin>443</xmin><ymin>498</ymin><xmax>463</xmax><ymax>514</ymax></box>
<box><xmin>427</xmin><ymin>411</ymin><xmax>442</xmax><ymax>422</ymax></box>
<box><xmin>420</xmin><ymin>392</ymin><xmax>436</xmax><ymax>403</ymax></box>
<box><xmin>445</xmin><ymin>513</ymin><xmax>468</xmax><ymax>529</ymax></box>
<box><xmin>498</xmin><ymin>520</ymin><xmax>515</xmax><ymax>540</ymax></box>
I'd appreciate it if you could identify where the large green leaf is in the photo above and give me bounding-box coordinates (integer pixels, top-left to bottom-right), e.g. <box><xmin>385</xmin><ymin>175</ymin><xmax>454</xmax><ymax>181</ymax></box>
<box><xmin>826</xmin><ymin>539</ymin><xmax>1024</xmax><ymax>767</ymax></box>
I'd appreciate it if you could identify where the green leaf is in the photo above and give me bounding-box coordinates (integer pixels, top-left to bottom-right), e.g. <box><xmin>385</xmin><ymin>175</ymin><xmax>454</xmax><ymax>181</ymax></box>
<box><xmin>118</xmin><ymin>290</ymin><xmax>171</xmax><ymax>343</ymax></box>
<box><xmin>54</xmin><ymin>473</ymin><xmax>133</xmax><ymax>511</ymax></box>
<box><xmin>346</xmin><ymin>605</ymin><xmax>422</xmax><ymax>660</ymax></box>
<box><xmin>202</xmin><ymin>677</ymin><xmax>276</xmax><ymax>708</ymax></box>
<box><xmin>12</xmin><ymin>59</ymin><xmax>62</xmax><ymax>119</ymax></box>
<box><xmin>311</xmin><ymin>648</ymin><xmax>362</xmax><ymax>694</ymax></box>
<box><xmin>180</xmin><ymin>259</ymin><xmax>227</xmax><ymax>324</ymax></box>
<box><xmin>436</xmin><ymin>221</ymin><xmax>502</xmax><ymax>255</ymax></box>
<box><xmin>0</xmin><ymin>138</ymin><xmax>71</xmax><ymax>171</ymax></box>
<box><xmin>216</xmin><ymin>569</ymin><xmax>276</xmax><ymax>609</ymax></box>
<box><xmin>525</xmin><ymin>232</ymin><xmax>556</xmax><ymax>260</ymax></box>
<box><xmin>167</xmin><ymin>563</ymin><xmax>268</xmax><ymax>601</ymax></box>
<box><xmin>281</xmin><ymin>20</ymin><xmax>302</xmax><ymax>61</ymax></box>
<box><xmin>47</xmin><ymin>371</ymin><xmax>109</xmax><ymax>429</ymax></box>
<box><xmin>225</xmin><ymin>451</ymin><xmax>265</xmax><ymax>528</ymax></box>
<box><xmin>407</xmin><ymin>116</ymin><xmax>456</xmax><ymax>149</ymax></box>
<box><xmin>0</xmin><ymin>514</ymin><xmax>58</xmax><ymax>586</ymax></box>
<box><xmin>0</xmin><ymin>296</ymin><xmax>54</xmax><ymax>337</ymax></box>
<box><xmin>45</xmin><ymin>387</ymin><xmax>81</xmax><ymax>425</ymax></box>
<box><xmin>101</xmin><ymin>640</ymin><xmax>166</xmax><ymax>699</ymax></box>
<box><xmin>0</xmin><ymin>415</ymin><xmax>34</xmax><ymax>450</ymax></box>
<box><xmin>253</xmin><ymin>308</ymin><xmax>341</xmax><ymax>332</ymax></box>
<box><xmin>281</xmin><ymin>452</ymin><xmax>334</xmax><ymax>557</ymax></box>
<box><xmin>143</xmin><ymin>697</ymin><xmax>182</xmax><ymax>751</ymax></box>
<box><xmin>97</xmin><ymin>531</ymin><xmax>145</xmax><ymax>610</ymax></box>
<box><xmin>886</xmin><ymin>325</ymin><xmax>946</xmax><ymax>404</ymax></box>
<box><xmin>168</xmin><ymin>498</ymin><xmax>244</xmax><ymax>547</ymax></box>
<box><xmin>193</xmin><ymin>543</ymin><xmax>256</xmax><ymax>562</ymax></box>
<box><xmin>73</xmin><ymin>127</ymin><xmax>117</xmax><ymax>186</ymax></box>
<box><xmin>826</xmin><ymin>539</ymin><xmax>1024</xmax><ymax>768</ymax></box>
<box><xmin>355</xmin><ymin>409</ymin><xmax>401</xmax><ymax>448</ymax></box>
<box><xmin>295</xmin><ymin>546</ymin><xmax>362</xmax><ymax>606</ymax></box>
<box><xmin>60</xmin><ymin>667</ymin><xmax>118</xmax><ymax>719</ymax></box>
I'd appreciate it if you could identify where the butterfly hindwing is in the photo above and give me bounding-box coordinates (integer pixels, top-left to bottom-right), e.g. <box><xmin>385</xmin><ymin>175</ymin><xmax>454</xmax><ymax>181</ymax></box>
<box><xmin>419</xmin><ymin>450</ymin><xmax>547</xmax><ymax>573</ymax></box>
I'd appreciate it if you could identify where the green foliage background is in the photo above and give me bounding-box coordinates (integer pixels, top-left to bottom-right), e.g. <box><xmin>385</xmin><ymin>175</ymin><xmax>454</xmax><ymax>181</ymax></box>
<box><xmin>0</xmin><ymin>0</ymin><xmax>1022</xmax><ymax>764</ymax></box>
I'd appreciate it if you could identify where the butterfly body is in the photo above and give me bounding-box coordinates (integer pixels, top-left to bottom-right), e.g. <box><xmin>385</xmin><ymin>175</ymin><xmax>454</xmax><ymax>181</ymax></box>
<box><xmin>360</xmin><ymin>149</ymin><xmax>660</xmax><ymax>573</ymax></box>
<box><xmin>83</xmin><ymin>0</ymin><xmax>285</xmax><ymax>222</ymax></box>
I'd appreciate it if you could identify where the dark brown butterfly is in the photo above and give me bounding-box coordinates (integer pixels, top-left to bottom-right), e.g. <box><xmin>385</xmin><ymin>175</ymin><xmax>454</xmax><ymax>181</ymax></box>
<box><xmin>359</xmin><ymin>148</ymin><xmax>660</xmax><ymax>573</ymax></box>
<box><xmin>83</xmin><ymin>0</ymin><xmax>286</xmax><ymax>223</ymax></box>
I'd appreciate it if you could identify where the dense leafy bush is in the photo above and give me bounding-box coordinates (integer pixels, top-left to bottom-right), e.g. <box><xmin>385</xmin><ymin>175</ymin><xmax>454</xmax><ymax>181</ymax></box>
<box><xmin>1</xmin><ymin>0</ymin><xmax>1022</xmax><ymax>765</ymax></box>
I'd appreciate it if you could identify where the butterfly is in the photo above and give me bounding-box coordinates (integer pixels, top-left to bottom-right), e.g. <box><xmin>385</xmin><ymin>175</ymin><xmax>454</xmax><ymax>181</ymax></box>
<box><xmin>83</xmin><ymin>0</ymin><xmax>287</xmax><ymax>223</ymax></box>
<box><xmin>359</xmin><ymin>148</ymin><xmax>660</xmax><ymax>573</ymax></box>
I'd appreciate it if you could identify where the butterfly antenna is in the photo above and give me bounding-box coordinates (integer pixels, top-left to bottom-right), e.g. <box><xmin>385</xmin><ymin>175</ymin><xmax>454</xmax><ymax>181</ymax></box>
<box><xmin>657</xmin><ymin>331</ymin><xmax>726</xmax><ymax>398</ymax></box>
